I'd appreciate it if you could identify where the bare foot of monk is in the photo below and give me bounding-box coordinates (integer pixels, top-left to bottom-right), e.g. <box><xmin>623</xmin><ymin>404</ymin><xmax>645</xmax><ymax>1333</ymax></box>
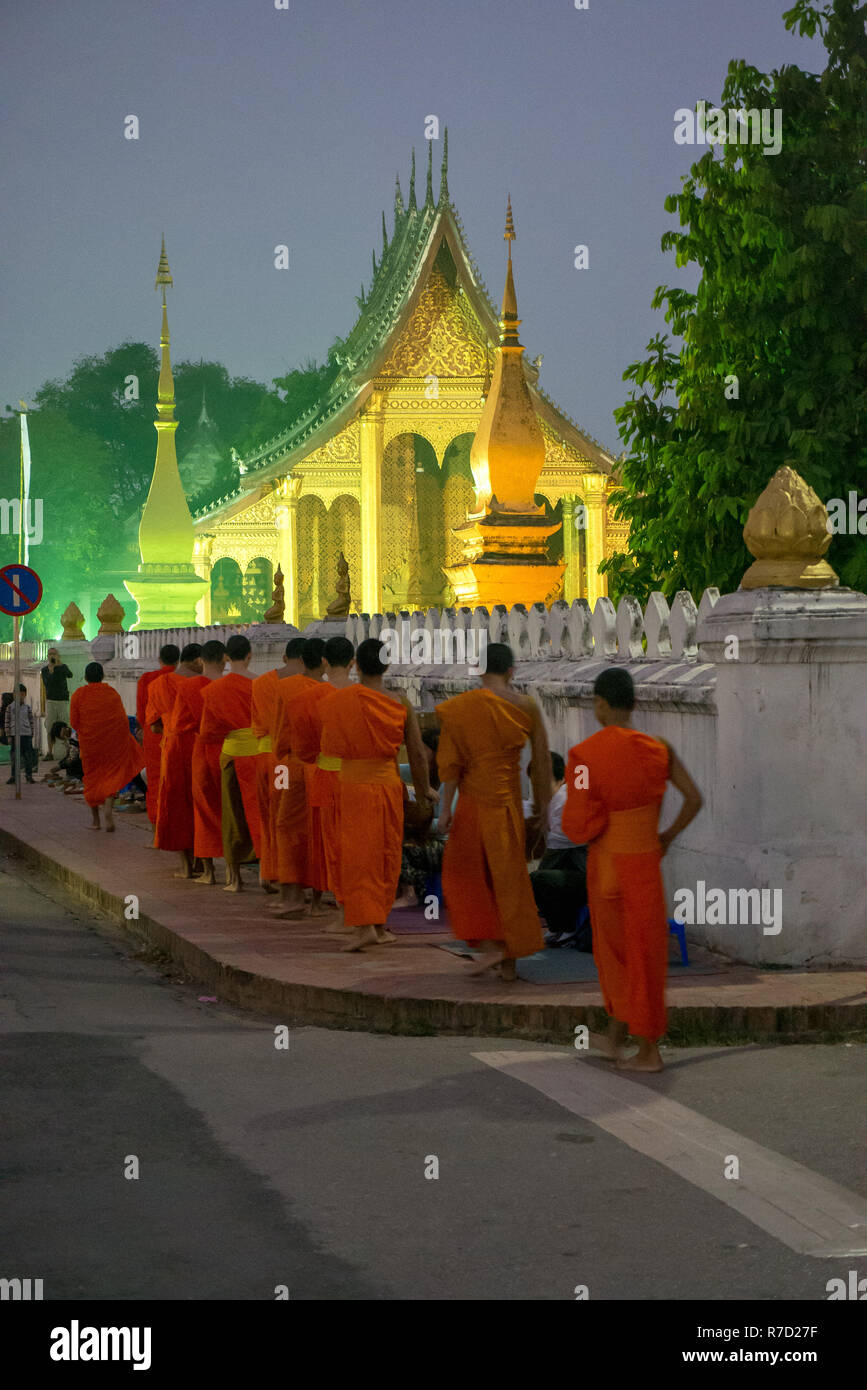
<box><xmin>587</xmin><ymin>1020</ymin><xmax>629</xmax><ymax>1060</ymax></box>
<box><xmin>192</xmin><ymin>859</ymin><xmax>216</xmax><ymax>886</ymax></box>
<box><xmin>260</xmin><ymin>879</ymin><xmax>278</xmax><ymax>895</ymax></box>
<box><xmin>499</xmin><ymin>958</ymin><xmax>517</xmax><ymax>981</ymax></box>
<box><xmin>373</xmin><ymin>926</ymin><xmax>396</xmax><ymax>944</ymax></box>
<box><xmin>340</xmin><ymin>926</ymin><xmax>378</xmax><ymax>952</ymax></box>
<box><xmin>467</xmin><ymin>941</ymin><xmax>506</xmax><ymax>975</ymax></box>
<box><xmin>90</xmin><ymin>807</ymin><xmax>101</xmax><ymax>830</ymax></box>
<box><xmin>223</xmin><ymin>863</ymin><xmax>243</xmax><ymax>893</ymax></box>
<box><xmin>391</xmin><ymin>889</ymin><xmax>418</xmax><ymax>910</ymax></box>
<box><xmin>104</xmin><ymin>803</ymin><xmax>115</xmax><ymax>833</ymax></box>
<box><xmin>272</xmin><ymin>884</ymin><xmax>305</xmax><ymax>912</ymax></box>
<box><xmin>325</xmin><ymin>908</ymin><xmax>353</xmax><ymax>933</ymax></box>
<box><xmin>174</xmin><ymin>850</ymin><xmax>195</xmax><ymax>879</ymax></box>
<box><xmin>308</xmin><ymin>892</ymin><xmax>333</xmax><ymax>918</ymax></box>
<box><xmin>616</xmin><ymin>1041</ymin><xmax>663</xmax><ymax>1073</ymax></box>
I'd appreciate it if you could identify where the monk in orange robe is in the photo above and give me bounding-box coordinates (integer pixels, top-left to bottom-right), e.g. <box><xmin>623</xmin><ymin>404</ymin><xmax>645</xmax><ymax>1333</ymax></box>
<box><xmin>70</xmin><ymin>661</ymin><xmax>145</xmax><ymax>832</ymax></box>
<box><xmin>563</xmin><ymin>667</ymin><xmax>703</xmax><ymax>1072</ymax></box>
<box><xmin>320</xmin><ymin>637</ymin><xmax>435</xmax><ymax>951</ymax></box>
<box><xmin>251</xmin><ymin>636</ymin><xmax>307</xmax><ymax>894</ymax></box>
<box><xmin>199</xmin><ymin>633</ymin><xmax>261</xmax><ymax>891</ymax></box>
<box><xmin>437</xmin><ymin>642</ymin><xmax>551</xmax><ymax>981</ymax></box>
<box><xmin>135</xmin><ymin>643</ymin><xmax>179</xmax><ymax>830</ymax></box>
<box><xmin>145</xmin><ymin>643</ymin><xmax>204</xmax><ymax>876</ymax></box>
<box><xmin>309</xmin><ymin>634</ymin><xmax>355</xmax><ymax>929</ymax></box>
<box><xmin>180</xmin><ymin>640</ymin><xmax>227</xmax><ymax>885</ymax></box>
<box><xmin>274</xmin><ymin>637</ymin><xmax>340</xmax><ymax>920</ymax></box>
<box><xmin>269</xmin><ymin>650</ymin><xmax>320</xmax><ymax>914</ymax></box>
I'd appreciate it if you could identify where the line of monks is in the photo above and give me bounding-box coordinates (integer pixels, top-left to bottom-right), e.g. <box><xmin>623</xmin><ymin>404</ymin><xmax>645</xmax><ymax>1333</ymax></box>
<box><xmin>71</xmin><ymin>639</ymin><xmax>703</xmax><ymax>1073</ymax></box>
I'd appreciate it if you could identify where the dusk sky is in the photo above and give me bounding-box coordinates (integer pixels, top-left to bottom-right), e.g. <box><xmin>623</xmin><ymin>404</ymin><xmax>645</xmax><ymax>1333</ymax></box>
<box><xmin>2</xmin><ymin>0</ymin><xmax>822</xmax><ymax>455</ymax></box>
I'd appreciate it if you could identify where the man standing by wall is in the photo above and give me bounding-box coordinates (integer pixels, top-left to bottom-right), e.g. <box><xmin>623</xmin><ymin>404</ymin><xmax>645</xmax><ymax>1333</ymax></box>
<box><xmin>40</xmin><ymin>648</ymin><xmax>73</xmax><ymax>754</ymax></box>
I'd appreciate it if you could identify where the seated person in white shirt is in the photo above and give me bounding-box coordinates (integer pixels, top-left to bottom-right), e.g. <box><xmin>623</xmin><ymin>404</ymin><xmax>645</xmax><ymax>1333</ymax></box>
<box><xmin>530</xmin><ymin>752</ymin><xmax>589</xmax><ymax>948</ymax></box>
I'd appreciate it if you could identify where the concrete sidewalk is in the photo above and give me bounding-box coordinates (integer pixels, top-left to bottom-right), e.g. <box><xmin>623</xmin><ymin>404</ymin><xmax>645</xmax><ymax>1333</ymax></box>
<box><xmin>1</xmin><ymin>782</ymin><xmax>864</xmax><ymax>1044</ymax></box>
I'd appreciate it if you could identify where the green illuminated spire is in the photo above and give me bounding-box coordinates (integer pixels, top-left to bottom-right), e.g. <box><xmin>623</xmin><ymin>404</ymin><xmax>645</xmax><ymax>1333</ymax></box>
<box><xmin>408</xmin><ymin>148</ymin><xmax>417</xmax><ymax>212</ymax></box>
<box><xmin>439</xmin><ymin>127</ymin><xmax>449</xmax><ymax>203</ymax></box>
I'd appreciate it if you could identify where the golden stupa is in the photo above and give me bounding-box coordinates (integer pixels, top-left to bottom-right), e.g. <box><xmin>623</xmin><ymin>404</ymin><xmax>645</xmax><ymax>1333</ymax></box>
<box><xmin>444</xmin><ymin>200</ymin><xmax>563</xmax><ymax>609</ymax></box>
<box><xmin>124</xmin><ymin>239</ymin><xmax>207</xmax><ymax>629</ymax></box>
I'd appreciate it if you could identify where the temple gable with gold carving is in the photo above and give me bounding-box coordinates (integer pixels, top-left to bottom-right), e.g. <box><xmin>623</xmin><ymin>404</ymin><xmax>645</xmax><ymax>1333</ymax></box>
<box><xmin>192</xmin><ymin>138</ymin><xmax>619</xmax><ymax>626</ymax></box>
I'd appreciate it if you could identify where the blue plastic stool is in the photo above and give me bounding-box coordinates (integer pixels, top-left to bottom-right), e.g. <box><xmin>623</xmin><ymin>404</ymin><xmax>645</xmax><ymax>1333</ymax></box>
<box><xmin>668</xmin><ymin>917</ymin><xmax>689</xmax><ymax>966</ymax></box>
<box><xmin>424</xmin><ymin>871</ymin><xmax>442</xmax><ymax>903</ymax></box>
<box><xmin>575</xmin><ymin>908</ymin><xmax>689</xmax><ymax>966</ymax></box>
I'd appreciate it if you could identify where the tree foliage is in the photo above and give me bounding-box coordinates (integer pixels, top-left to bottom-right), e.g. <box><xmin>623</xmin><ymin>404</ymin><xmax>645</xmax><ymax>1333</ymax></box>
<box><xmin>0</xmin><ymin>339</ymin><xmax>340</xmax><ymax>638</ymax></box>
<box><xmin>604</xmin><ymin>0</ymin><xmax>867</xmax><ymax>601</ymax></box>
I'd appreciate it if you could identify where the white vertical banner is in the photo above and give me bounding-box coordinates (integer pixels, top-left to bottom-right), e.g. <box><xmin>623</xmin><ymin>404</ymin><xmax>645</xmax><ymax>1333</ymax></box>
<box><xmin>19</xmin><ymin>402</ymin><xmax>31</xmax><ymax>567</ymax></box>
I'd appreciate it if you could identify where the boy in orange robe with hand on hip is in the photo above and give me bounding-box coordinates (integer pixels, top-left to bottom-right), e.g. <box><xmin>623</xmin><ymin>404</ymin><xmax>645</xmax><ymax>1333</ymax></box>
<box><xmin>563</xmin><ymin>668</ymin><xmax>703</xmax><ymax>1072</ymax></box>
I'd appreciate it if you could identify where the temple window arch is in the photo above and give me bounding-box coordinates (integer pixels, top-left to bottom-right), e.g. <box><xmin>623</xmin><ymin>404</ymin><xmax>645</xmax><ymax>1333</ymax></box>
<box><xmin>297</xmin><ymin>494</ymin><xmax>328</xmax><ymax>626</ymax></box>
<box><xmin>381</xmin><ymin>433</ymin><xmax>448</xmax><ymax>612</ymax></box>
<box><xmin>243</xmin><ymin>556</ymin><xmax>273</xmax><ymax>623</ymax></box>
<box><xmin>324</xmin><ymin>494</ymin><xmax>362</xmax><ymax>616</ymax></box>
<box><xmin>211</xmin><ymin>557</ymin><xmax>243</xmax><ymax>623</ymax></box>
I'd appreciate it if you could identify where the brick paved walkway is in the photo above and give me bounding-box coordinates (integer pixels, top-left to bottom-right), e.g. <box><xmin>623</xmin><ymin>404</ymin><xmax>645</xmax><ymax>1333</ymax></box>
<box><xmin>1</xmin><ymin>782</ymin><xmax>864</xmax><ymax>1043</ymax></box>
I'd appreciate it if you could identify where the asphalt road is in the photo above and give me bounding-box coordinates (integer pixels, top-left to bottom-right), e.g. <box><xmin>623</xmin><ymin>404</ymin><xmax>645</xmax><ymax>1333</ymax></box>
<box><xmin>1</xmin><ymin>851</ymin><xmax>864</xmax><ymax>1302</ymax></box>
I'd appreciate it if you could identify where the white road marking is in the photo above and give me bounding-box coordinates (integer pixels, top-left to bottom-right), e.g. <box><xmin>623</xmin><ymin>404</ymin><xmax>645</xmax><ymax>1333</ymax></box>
<box><xmin>473</xmin><ymin>1051</ymin><xmax>867</xmax><ymax>1259</ymax></box>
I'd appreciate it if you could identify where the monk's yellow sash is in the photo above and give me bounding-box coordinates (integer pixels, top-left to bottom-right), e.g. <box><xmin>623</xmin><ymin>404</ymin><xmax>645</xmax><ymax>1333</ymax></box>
<box><xmin>317</xmin><ymin>753</ymin><xmax>341</xmax><ymax>772</ymax></box>
<box><xmin>339</xmin><ymin>756</ymin><xmax>399</xmax><ymax>786</ymax></box>
<box><xmin>221</xmin><ymin>727</ymin><xmax>259</xmax><ymax>759</ymax></box>
<box><xmin>258</xmin><ymin>735</ymin><xmax>272</xmax><ymax>753</ymax></box>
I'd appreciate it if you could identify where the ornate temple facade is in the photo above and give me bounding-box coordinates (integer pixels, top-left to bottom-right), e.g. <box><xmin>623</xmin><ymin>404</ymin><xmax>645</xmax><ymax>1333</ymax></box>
<box><xmin>192</xmin><ymin>139</ymin><xmax>626</xmax><ymax>627</ymax></box>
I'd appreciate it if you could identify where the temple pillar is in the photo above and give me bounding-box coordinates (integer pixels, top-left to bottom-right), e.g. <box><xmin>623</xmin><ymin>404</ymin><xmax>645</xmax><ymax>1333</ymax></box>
<box><xmin>583</xmin><ymin>475</ymin><xmax>608</xmax><ymax>605</ymax></box>
<box><xmin>561</xmin><ymin>495</ymin><xmax>582</xmax><ymax>605</ymax></box>
<box><xmin>276</xmin><ymin>478</ymin><xmax>302</xmax><ymax>627</ymax></box>
<box><xmin>193</xmin><ymin>535</ymin><xmax>214</xmax><ymax>625</ymax></box>
<box><xmin>359</xmin><ymin>397</ymin><xmax>383</xmax><ymax>614</ymax></box>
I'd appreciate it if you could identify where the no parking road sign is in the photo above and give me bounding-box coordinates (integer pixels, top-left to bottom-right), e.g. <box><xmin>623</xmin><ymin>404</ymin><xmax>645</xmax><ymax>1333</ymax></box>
<box><xmin>0</xmin><ymin>563</ymin><xmax>43</xmax><ymax>615</ymax></box>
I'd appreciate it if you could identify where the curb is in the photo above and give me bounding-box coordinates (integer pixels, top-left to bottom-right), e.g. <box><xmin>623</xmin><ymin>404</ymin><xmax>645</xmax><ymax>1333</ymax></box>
<box><xmin>2</xmin><ymin>825</ymin><xmax>865</xmax><ymax>1046</ymax></box>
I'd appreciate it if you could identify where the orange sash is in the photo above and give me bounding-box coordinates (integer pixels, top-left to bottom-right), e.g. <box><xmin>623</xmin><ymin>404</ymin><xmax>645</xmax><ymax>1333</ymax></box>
<box><xmin>339</xmin><ymin>757</ymin><xmax>400</xmax><ymax>786</ymax></box>
<box><xmin>595</xmin><ymin>803</ymin><xmax>661</xmax><ymax>897</ymax></box>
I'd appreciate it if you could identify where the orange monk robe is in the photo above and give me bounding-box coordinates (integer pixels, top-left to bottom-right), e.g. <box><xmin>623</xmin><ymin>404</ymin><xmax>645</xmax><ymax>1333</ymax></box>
<box><xmin>154</xmin><ymin>674</ymin><xmax>209</xmax><ymax>852</ymax></box>
<box><xmin>286</xmin><ymin>680</ymin><xmax>335</xmax><ymax>892</ymax></box>
<box><xmin>136</xmin><ymin>665</ymin><xmax>175</xmax><ymax>823</ymax></box>
<box><xmin>320</xmin><ymin>685</ymin><xmax>406</xmax><ymax>928</ymax></box>
<box><xmin>270</xmin><ymin>674</ymin><xmax>315</xmax><ymax>884</ymax></box>
<box><xmin>306</xmin><ymin>695</ymin><xmax>342</xmax><ymax>904</ymax></box>
<box><xmin>70</xmin><ymin>683</ymin><xmax>145</xmax><ymax>809</ymax></box>
<box><xmin>199</xmin><ymin>673</ymin><xmax>262</xmax><ymax>862</ymax></box>
<box><xmin>184</xmin><ymin>680</ymin><xmax>223</xmax><ymax>860</ymax></box>
<box><xmin>251</xmin><ymin>669</ymin><xmax>279</xmax><ymax>881</ymax></box>
<box><xmin>562</xmin><ymin>725</ymin><xmax>670</xmax><ymax>1041</ymax></box>
<box><xmin>436</xmin><ymin>688</ymin><xmax>544</xmax><ymax>960</ymax></box>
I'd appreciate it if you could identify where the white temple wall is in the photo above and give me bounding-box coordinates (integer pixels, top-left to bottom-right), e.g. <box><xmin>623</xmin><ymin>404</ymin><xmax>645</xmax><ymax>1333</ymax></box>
<box><xmin>2</xmin><ymin>586</ymin><xmax>864</xmax><ymax>968</ymax></box>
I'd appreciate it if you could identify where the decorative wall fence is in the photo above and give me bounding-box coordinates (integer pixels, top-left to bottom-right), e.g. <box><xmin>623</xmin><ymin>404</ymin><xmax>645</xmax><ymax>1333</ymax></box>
<box><xmin>2</xmin><ymin>584</ymin><xmax>865</xmax><ymax>969</ymax></box>
<box><xmin>347</xmin><ymin>589</ymin><xmax>721</xmax><ymax>665</ymax></box>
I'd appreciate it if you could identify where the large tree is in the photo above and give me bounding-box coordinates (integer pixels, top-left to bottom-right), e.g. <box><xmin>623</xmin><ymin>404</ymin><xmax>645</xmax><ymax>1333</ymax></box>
<box><xmin>604</xmin><ymin>0</ymin><xmax>867</xmax><ymax>601</ymax></box>
<box><xmin>0</xmin><ymin>410</ymin><xmax>117</xmax><ymax>640</ymax></box>
<box><xmin>0</xmin><ymin>338</ymin><xmax>345</xmax><ymax>637</ymax></box>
